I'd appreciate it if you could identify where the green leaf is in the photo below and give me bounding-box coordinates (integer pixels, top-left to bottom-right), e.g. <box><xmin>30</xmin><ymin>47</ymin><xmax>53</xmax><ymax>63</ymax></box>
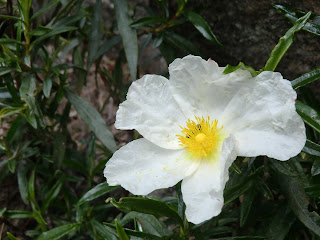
<box><xmin>31</xmin><ymin>0</ymin><xmax>60</xmax><ymax>22</ymax></box>
<box><xmin>104</xmin><ymin>223</ymin><xmax>164</xmax><ymax>240</ymax></box>
<box><xmin>130</xmin><ymin>16</ymin><xmax>166</xmax><ymax>27</ymax></box>
<box><xmin>7</xmin><ymin>232</ymin><xmax>19</xmax><ymax>240</ymax></box>
<box><xmin>17</xmin><ymin>161</ymin><xmax>29</xmax><ymax>205</ymax></box>
<box><xmin>303</xmin><ymin>139</ymin><xmax>320</xmax><ymax>157</ymax></box>
<box><xmin>65</xmin><ymin>91</ymin><xmax>117</xmax><ymax>153</ymax></box>
<box><xmin>277</xmin><ymin>172</ymin><xmax>320</xmax><ymax>236</ymax></box>
<box><xmin>122</xmin><ymin>212</ymin><xmax>171</xmax><ymax>236</ymax></box>
<box><xmin>94</xmin><ymin>36</ymin><xmax>121</xmax><ymax>64</ymax></box>
<box><xmin>269</xmin><ymin>159</ymin><xmax>298</xmax><ymax>177</ymax></box>
<box><xmin>113</xmin><ymin>0</ymin><xmax>138</xmax><ymax>80</ymax></box>
<box><xmin>273</xmin><ymin>4</ymin><xmax>320</xmax><ymax>36</ymax></box>
<box><xmin>78</xmin><ymin>182</ymin><xmax>120</xmax><ymax>205</ymax></box>
<box><xmin>263</xmin><ymin>12</ymin><xmax>311</xmax><ymax>71</ymax></box>
<box><xmin>296</xmin><ymin>100</ymin><xmax>320</xmax><ymax>134</ymax></box>
<box><xmin>240</xmin><ymin>187</ymin><xmax>256</xmax><ymax>227</ymax></box>
<box><xmin>0</xmin><ymin>67</ymin><xmax>17</xmax><ymax>77</ymax></box>
<box><xmin>107</xmin><ymin>197</ymin><xmax>183</xmax><ymax>225</ymax></box>
<box><xmin>311</xmin><ymin>157</ymin><xmax>320</xmax><ymax>176</ymax></box>
<box><xmin>115</xmin><ymin>219</ymin><xmax>130</xmax><ymax>240</ymax></box>
<box><xmin>305</xmin><ymin>184</ymin><xmax>320</xmax><ymax>197</ymax></box>
<box><xmin>30</xmin><ymin>26</ymin><xmax>77</xmax><ymax>49</ymax></box>
<box><xmin>184</xmin><ymin>10</ymin><xmax>222</xmax><ymax>46</ymax></box>
<box><xmin>210</xmin><ymin>238</ymin><xmax>266</xmax><ymax>240</ymax></box>
<box><xmin>91</xmin><ymin>219</ymin><xmax>117</xmax><ymax>240</ymax></box>
<box><xmin>153</xmin><ymin>33</ymin><xmax>164</xmax><ymax>48</ymax></box>
<box><xmin>87</xmin><ymin>0</ymin><xmax>101</xmax><ymax>69</ymax></box>
<box><xmin>4</xmin><ymin>210</ymin><xmax>33</xmax><ymax>219</ymax></box>
<box><xmin>291</xmin><ymin>66</ymin><xmax>320</xmax><ymax>89</ymax></box>
<box><xmin>36</xmin><ymin>223</ymin><xmax>80</xmax><ymax>240</ymax></box>
<box><xmin>43</xmin><ymin>75</ymin><xmax>53</xmax><ymax>98</ymax></box>
<box><xmin>223</xmin><ymin>62</ymin><xmax>257</xmax><ymax>77</ymax></box>
<box><xmin>165</xmin><ymin>31</ymin><xmax>200</xmax><ymax>55</ymax></box>
<box><xmin>265</xmin><ymin>204</ymin><xmax>295</xmax><ymax>240</ymax></box>
<box><xmin>41</xmin><ymin>176</ymin><xmax>66</xmax><ymax>212</ymax></box>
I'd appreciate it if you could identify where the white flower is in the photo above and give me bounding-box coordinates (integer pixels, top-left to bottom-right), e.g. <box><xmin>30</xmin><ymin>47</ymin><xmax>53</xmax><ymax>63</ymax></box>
<box><xmin>103</xmin><ymin>55</ymin><xmax>306</xmax><ymax>224</ymax></box>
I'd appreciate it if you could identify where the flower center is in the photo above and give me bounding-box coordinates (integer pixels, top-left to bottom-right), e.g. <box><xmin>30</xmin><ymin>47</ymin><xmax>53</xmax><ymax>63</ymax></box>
<box><xmin>177</xmin><ymin>116</ymin><xmax>223</xmax><ymax>159</ymax></box>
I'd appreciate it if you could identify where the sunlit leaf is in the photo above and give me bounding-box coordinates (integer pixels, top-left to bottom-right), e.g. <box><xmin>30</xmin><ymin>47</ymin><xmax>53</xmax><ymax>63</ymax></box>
<box><xmin>115</xmin><ymin>219</ymin><xmax>129</xmax><ymax>240</ymax></box>
<box><xmin>263</xmin><ymin>12</ymin><xmax>311</xmax><ymax>71</ymax></box>
<box><xmin>223</xmin><ymin>62</ymin><xmax>257</xmax><ymax>77</ymax></box>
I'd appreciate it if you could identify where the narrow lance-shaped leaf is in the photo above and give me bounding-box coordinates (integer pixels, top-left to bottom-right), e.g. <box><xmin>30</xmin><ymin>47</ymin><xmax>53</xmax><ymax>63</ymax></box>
<box><xmin>36</xmin><ymin>223</ymin><xmax>81</xmax><ymax>240</ymax></box>
<box><xmin>223</xmin><ymin>62</ymin><xmax>257</xmax><ymax>77</ymax></box>
<box><xmin>263</xmin><ymin>12</ymin><xmax>311</xmax><ymax>71</ymax></box>
<box><xmin>302</xmin><ymin>139</ymin><xmax>320</xmax><ymax>157</ymax></box>
<box><xmin>104</xmin><ymin>223</ymin><xmax>164</xmax><ymax>240</ymax></box>
<box><xmin>77</xmin><ymin>182</ymin><xmax>120</xmax><ymax>205</ymax></box>
<box><xmin>296</xmin><ymin>100</ymin><xmax>320</xmax><ymax>134</ymax></box>
<box><xmin>277</xmin><ymin>171</ymin><xmax>320</xmax><ymax>236</ymax></box>
<box><xmin>115</xmin><ymin>219</ymin><xmax>130</xmax><ymax>240</ymax></box>
<box><xmin>291</xmin><ymin>66</ymin><xmax>320</xmax><ymax>89</ymax></box>
<box><xmin>273</xmin><ymin>4</ymin><xmax>320</xmax><ymax>36</ymax></box>
<box><xmin>87</xmin><ymin>0</ymin><xmax>101</xmax><ymax>69</ymax></box>
<box><xmin>113</xmin><ymin>0</ymin><xmax>138</xmax><ymax>80</ymax></box>
<box><xmin>17</xmin><ymin>161</ymin><xmax>29</xmax><ymax>205</ymax></box>
<box><xmin>183</xmin><ymin>10</ymin><xmax>222</xmax><ymax>46</ymax></box>
<box><xmin>107</xmin><ymin>197</ymin><xmax>183</xmax><ymax>225</ymax></box>
<box><xmin>65</xmin><ymin>91</ymin><xmax>117</xmax><ymax>152</ymax></box>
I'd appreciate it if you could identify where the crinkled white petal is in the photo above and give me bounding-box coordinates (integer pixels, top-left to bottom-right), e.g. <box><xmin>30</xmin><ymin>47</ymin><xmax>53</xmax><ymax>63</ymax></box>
<box><xmin>168</xmin><ymin>55</ymin><xmax>252</xmax><ymax>119</ymax></box>
<box><xmin>115</xmin><ymin>74</ymin><xmax>186</xmax><ymax>149</ymax></box>
<box><xmin>219</xmin><ymin>71</ymin><xmax>306</xmax><ymax>160</ymax></box>
<box><xmin>104</xmin><ymin>138</ymin><xmax>200</xmax><ymax>195</ymax></box>
<box><xmin>181</xmin><ymin>135</ymin><xmax>238</xmax><ymax>224</ymax></box>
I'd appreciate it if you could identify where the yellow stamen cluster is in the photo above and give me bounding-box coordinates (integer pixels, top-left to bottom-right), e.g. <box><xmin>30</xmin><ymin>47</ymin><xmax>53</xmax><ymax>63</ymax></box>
<box><xmin>177</xmin><ymin>116</ymin><xmax>222</xmax><ymax>159</ymax></box>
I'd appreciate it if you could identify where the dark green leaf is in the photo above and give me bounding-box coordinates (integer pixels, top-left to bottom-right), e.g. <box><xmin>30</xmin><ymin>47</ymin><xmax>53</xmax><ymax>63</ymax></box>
<box><xmin>65</xmin><ymin>91</ymin><xmax>117</xmax><ymax>153</ymax></box>
<box><xmin>263</xmin><ymin>12</ymin><xmax>311</xmax><ymax>71</ymax></box>
<box><xmin>269</xmin><ymin>159</ymin><xmax>298</xmax><ymax>177</ymax></box>
<box><xmin>115</xmin><ymin>219</ymin><xmax>130</xmax><ymax>240</ymax></box>
<box><xmin>104</xmin><ymin>223</ymin><xmax>164</xmax><ymax>240</ymax></box>
<box><xmin>36</xmin><ymin>223</ymin><xmax>80</xmax><ymax>240</ymax></box>
<box><xmin>122</xmin><ymin>212</ymin><xmax>171</xmax><ymax>236</ymax></box>
<box><xmin>0</xmin><ymin>67</ymin><xmax>17</xmax><ymax>77</ymax></box>
<box><xmin>17</xmin><ymin>161</ymin><xmax>29</xmax><ymax>205</ymax></box>
<box><xmin>4</xmin><ymin>210</ymin><xmax>33</xmax><ymax>219</ymax></box>
<box><xmin>31</xmin><ymin>0</ymin><xmax>60</xmax><ymax>22</ymax></box>
<box><xmin>107</xmin><ymin>197</ymin><xmax>183</xmax><ymax>225</ymax></box>
<box><xmin>153</xmin><ymin>33</ymin><xmax>164</xmax><ymax>48</ymax></box>
<box><xmin>303</xmin><ymin>139</ymin><xmax>320</xmax><ymax>157</ymax></box>
<box><xmin>291</xmin><ymin>66</ymin><xmax>320</xmax><ymax>89</ymax></box>
<box><xmin>296</xmin><ymin>100</ymin><xmax>320</xmax><ymax>134</ymax></box>
<box><xmin>240</xmin><ymin>187</ymin><xmax>256</xmax><ymax>227</ymax></box>
<box><xmin>43</xmin><ymin>75</ymin><xmax>53</xmax><ymax>98</ymax></box>
<box><xmin>305</xmin><ymin>184</ymin><xmax>320</xmax><ymax>197</ymax></box>
<box><xmin>78</xmin><ymin>182</ymin><xmax>120</xmax><ymax>205</ymax></box>
<box><xmin>273</xmin><ymin>4</ymin><xmax>320</xmax><ymax>36</ymax></box>
<box><xmin>311</xmin><ymin>157</ymin><xmax>320</xmax><ymax>176</ymax></box>
<box><xmin>277</xmin><ymin>172</ymin><xmax>320</xmax><ymax>236</ymax></box>
<box><xmin>223</xmin><ymin>62</ymin><xmax>257</xmax><ymax>77</ymax></box>
<box><xmin>30</xmin><ymin>26</ymin><xmax>77</xmax><ymax>49</ymax></box>
<box><xmin>6</xmin><ymin>233</ymin><xmax>19</xmax><ymax>240</ymax></box>
<box><xmin>165</xmin><ymin>31</ymin><xmax>200</xmax><ymax>55</ymax></box>
<box><xmin>41</xmin><ymin>176</ymin><xmax>66</xmax><ymax>212</ymax></box>
<box><xmin>184</xmin><ymin>10</ymin><xmax>222</xmax><ymax>46</ymax></box>
<box><xmin>130</xmin><ymin>16</ymin><xmax>166</xmax><ymax>27</ymax></box>
<box><xmin>265</xmin><ymin>204</ymin><xmax>295</xmax><ymax>240</ymax></box>
<box><xmin>209</xmin><ymin>237</ymin><xmax>266</xmax><ymax>240</ymax></box>
<box><xmin>113</xmin><ymin>0</ymin><xmax>138</xmax><ymax>80</ymax></box>
<box><xmin>87</xmin><ymin>0</ymin><xmax>101</xmax><ymax>69</ymax></box>
<box><xmin>91</xmin><ymin>219</ymin><xmax>117</xmax><ymax>240</ymax></box>
<box><xmin>94</xmin><ymin>36</ymin><xmax>121</xmax><ymax>63</ymax></box>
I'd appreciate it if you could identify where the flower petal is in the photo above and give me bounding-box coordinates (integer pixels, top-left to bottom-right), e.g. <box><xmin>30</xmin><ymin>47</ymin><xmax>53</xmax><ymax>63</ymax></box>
<box><xmin>168</xmin><ymin>55</ymin><xmax>251</xmax><ymax>119</ymax></box>
<box><xmin>115</xmin><ymin>74</ymin><xmax>186</xmax><ymax>149</ymax></box>
<box><xmin>104</xmin><ymin>138</ymin><xmax>200</xmax><ymax>195</ymax></box>
<box><xmin>220</xmin><ymin>71</ymin><xmax>306</xmax><ymax>160</ymax></box>
<box><xmin>181</xmin><ymin>135</ymin><xmax>238</xmax><ymax>224</ymax></box>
